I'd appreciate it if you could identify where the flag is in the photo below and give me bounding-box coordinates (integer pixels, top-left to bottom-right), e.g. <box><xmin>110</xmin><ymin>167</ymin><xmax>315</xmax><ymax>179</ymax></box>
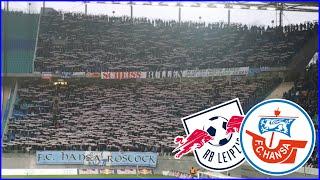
<box><xmin>259</xmin><ymin>117</ymin><xmax>295</xmax><ymax>137</ymax></box>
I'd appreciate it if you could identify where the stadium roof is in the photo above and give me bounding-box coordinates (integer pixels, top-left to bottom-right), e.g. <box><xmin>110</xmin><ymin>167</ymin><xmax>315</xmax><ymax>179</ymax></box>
<box><xmin>97</xmin><ymin>1</ymin><xmax>318</xmax><ymax>12</ymax></box>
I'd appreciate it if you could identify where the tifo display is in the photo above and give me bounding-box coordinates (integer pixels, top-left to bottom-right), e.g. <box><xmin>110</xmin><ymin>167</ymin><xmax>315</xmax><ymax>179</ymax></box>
<box><xmin>34</xmin><ymin>10</ymin><xmax>317</xmax><ymax>72</ymax></box>
<box><xmin>1</xmin><ymin>3</ymin><xmax>318</xmax><ymax>178</ymax></box>
<box><xmin>3</xmin><ymin>76</ymin><xmax>281</xmax><ymax>154</ymax></box>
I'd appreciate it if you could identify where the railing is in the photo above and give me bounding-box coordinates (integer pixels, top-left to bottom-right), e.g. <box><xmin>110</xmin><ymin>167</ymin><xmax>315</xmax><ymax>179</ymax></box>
<box><xmin>2</xmin><ymin>85</ymin><xmax>13</xmax><ymax>137</ymax></box>
<box><xmin>2</xmin><ymin>82</ymin><xmax>18</xmax><ymax>138</ymax></box>
<box><xmin>32</xmin><ymin>7</ymin><xmax>42</xmax><ymax>73</ymax></box>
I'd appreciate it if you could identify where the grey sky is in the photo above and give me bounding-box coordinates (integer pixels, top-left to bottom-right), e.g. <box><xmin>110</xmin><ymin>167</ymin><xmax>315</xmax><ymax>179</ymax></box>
<box><xmin>3</xmin><ymin>1</ymin><xmax>318</xmax><ymax>26</ymax></box>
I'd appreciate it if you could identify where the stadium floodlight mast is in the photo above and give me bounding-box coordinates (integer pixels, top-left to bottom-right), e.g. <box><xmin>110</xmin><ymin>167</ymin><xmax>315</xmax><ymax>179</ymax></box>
<box><xmin>85</xmin><ymin>1</ymin><xmax>88</xmax><ymax>15</ymax></box>
<box><xmin>178</xmin><ymin>2</ymin><xmax>181</xmax><ymax>24</ymax></box>
<box><xmin>28</xmin><ymin>2</ymin><xmax>31</xmax><ymax>14</ymax></box>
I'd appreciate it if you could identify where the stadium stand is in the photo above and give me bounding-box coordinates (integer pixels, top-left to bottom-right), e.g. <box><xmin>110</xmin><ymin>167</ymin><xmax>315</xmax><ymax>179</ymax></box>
<box><xmin>283</xmin><ymin>62</ymin><xmax>318</xmax><ymax>168</ymax></box>
<box><xmin>35</xmin><ymin>10</ymin><xmax>317</xmax><ymax>72</ymax></box>
<box><xmin>2</xmin><ymin>8</ymin><xmax>318</xmax><ymax>171</ymax></box>
<box><xmin>3</xmin><ymin>76</ymin><xmax>281</xmax><ymax>153</ymax></box>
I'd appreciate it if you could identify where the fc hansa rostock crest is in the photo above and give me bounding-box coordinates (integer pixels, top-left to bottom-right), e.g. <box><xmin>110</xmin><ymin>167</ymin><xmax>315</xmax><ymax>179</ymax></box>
<box><xmin>173</xmin><ymin>98</ymin><xmax>245</xmax><ymax>172</ymax></box>
<box><xmin>240</xmin><ymin>99</ymin><xmax>316</xmax><ymax>176</ymax></box>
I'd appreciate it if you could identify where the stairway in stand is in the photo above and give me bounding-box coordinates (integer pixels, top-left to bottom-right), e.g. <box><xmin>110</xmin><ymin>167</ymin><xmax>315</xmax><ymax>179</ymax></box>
<box><xmin>264</xmin><ymin>82</ymin><xmax>294</xmax><ymax>100</ymax></box>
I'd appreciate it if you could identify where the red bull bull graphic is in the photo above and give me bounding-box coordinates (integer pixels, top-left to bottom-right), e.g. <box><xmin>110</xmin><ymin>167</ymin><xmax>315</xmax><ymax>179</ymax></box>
<box><xmin>173</xmin><ymin>116</ymin><xmax>244</xmax><ymax>159</ymax></box>
<box><xmin>240</xmin><ymin>99</ymin><xmax>315</xmax><ymax>176</ymax></box>
<box><xmin>226</xmin><ymin>115</ymin><xmax>245</xmax><ymax>135</ymax></box>
<box><xmin>174</xmin><ymin>98</ymin><xmax>245</xmax><ymax>172</ymax></box>
<box><xmin>173</xmin><ymin>129</ymin><xmax>214</xmax><ymax>159</ymax></box>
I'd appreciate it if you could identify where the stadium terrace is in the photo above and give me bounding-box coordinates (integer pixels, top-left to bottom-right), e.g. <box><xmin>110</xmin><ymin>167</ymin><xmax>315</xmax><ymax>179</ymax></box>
<box><xmin>1</xmin><ymin>2</ymin><xmax>318</xmax><ymax>178</ymax></box>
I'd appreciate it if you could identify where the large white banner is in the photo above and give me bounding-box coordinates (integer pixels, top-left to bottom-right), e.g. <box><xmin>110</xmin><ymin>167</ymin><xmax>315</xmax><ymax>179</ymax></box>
<box><xmin>182</xmin><ymin>67</ymin><xmax>249</xmax><ymax>78</ymax></box>
<box><xmin>100</xmin><ymin>67</ymin><xmax>249</xmax><ymax>80</ymax></box>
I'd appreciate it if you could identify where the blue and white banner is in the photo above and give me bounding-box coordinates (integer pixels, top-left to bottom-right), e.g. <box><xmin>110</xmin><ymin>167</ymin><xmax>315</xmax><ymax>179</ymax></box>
<box><xmin>182</xmin><ymin>67</ymin><xmax>249</xmax><ymax>77</ymax></box>
<box><xmin>72</xmin><ymin>72</ymin><xmax>86</xmax><ymax>77</ymax></box>
<box><xmin>36</xmin><ymin>151</ymin><xmax>158</xmax><ymax>167</ymax></box>
<box><xmin>61</xmin><ymin>72</ymin><xmax>72</xmax><ymax>78</ymax></box>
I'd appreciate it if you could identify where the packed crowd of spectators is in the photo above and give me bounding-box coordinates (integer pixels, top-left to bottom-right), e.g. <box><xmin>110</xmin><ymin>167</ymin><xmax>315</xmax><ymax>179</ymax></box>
<box><xmin>283</xmin><ymin>62</ymin><xmax>318</xmax><ymax>168</ymax></box>
<box><xmin>3</xmin><ymin>9</ymin><xmax>318</xmax><ymax>169</ymax></box>
<box><xmin>35</xmin><ymin>10</ymin><xmax>317</xmax><ymax>72</ymax></box>
<box><xmin>3</xmin><ymin>76</ymin><xmax>281</xmax><ymax>153</ymax></box>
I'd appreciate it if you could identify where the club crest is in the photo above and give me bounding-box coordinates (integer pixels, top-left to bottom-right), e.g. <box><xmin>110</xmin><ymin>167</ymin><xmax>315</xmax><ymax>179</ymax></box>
<box><xmin>240</xmin><ymin>99</ymin><xmax>315</xmax><ymax>176</ymax></box>
<box><xmin>173</xmin><ymin>98</ymin><xmax>245</xmax><ymax>172</ymax></box>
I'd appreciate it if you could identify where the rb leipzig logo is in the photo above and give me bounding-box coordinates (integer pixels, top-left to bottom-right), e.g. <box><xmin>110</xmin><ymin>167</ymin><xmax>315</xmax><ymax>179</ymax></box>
<box><xmin>240</xmin><ymin>99</ymin><xmax>316</xmax><ymax>176</ymax></box>
<box><xmin>173</xmin><ymin>98</ymin><xmax>245</xmax><ymax>171</ymax></box>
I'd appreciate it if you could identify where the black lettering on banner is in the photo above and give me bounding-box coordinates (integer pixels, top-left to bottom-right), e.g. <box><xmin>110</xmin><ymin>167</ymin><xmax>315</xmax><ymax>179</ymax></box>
<box><xmin>122</xmin><ymin>154</ymin><xmax>128</xmax><ymax>162</ymax></box>
<box><xmin>135</xmin><ymin>155</ymin><xmax>141</xmax><ymax>162</ymax></box>
<box><xmin>128</xmin><ymin>155</ymin><xmax>133</xmax><ymax>162</ymax></box>
<box><xmin>46</xmin><ymin>154</ymin><xmax>52</xmax><ymax>160</ymax></box>
<box><xmin>61</xmin><ymin>152</ymin><xmax>66</xmax><ymax>160</ymax></box>
<box><xmin>95</xmin><ymin>154</ymin><xmax>100</xmax><ymax>161</ymax></box>
<box><xmin>70</xmin><ymin>154</ymin><xmax>77</xmax><ymax>161</ymax></box>
<box><xmin>149</xmin><ymin>156</ymin><xmax>155</xmax><ymax>164</ymax></box>
<box><xmin>141</xmin><ymin>156</ymin><xmax>148</xmax><ymax>162</ymax></box>
<box><xmin>37</xmin><ymin>153</ymin><xmax>44</xmax><ymax>161</ymax></box>
<box><xmin>79</xmin><ymin>154</ymin><xmax>85</xmax><ymax>161</ymax></box>
<box><xmin>115</xmin><ymin>155</ymin><xmax>122</xmax><ymax>162</ymax></box>
<box><xmin>107</xmin><ymin>155</ymin><xmax>113</xmax><ymax>162</ymax></box>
